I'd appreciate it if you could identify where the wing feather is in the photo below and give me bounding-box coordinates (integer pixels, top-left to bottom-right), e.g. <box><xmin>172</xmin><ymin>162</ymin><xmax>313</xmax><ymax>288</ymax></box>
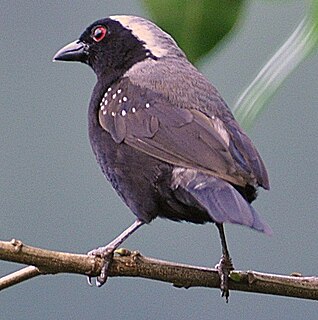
<box><xmin>98</xmin><ymin>79</ymin><xmax>268</xmax><ymax>188</ymax></box>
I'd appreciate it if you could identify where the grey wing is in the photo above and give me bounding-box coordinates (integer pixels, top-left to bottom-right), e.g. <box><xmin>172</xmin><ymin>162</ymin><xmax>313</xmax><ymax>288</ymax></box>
<box><xmin>98</xmin><ymin>80</ymin><xmax>269</xmax><ymax>189</ymax></box>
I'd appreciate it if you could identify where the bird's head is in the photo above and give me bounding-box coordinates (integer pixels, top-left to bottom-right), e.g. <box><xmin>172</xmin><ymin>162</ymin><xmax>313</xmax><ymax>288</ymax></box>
<box><xmin>53</xmin><ymin>15</ymin><xmax>185</xmax><ymax>79</ymax></box>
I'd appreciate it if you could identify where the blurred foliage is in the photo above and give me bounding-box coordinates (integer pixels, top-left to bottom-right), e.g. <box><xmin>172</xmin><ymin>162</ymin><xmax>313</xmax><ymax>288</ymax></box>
<box><xmin>233</xmin><ymin>0</ymin><xmax>318</xmax><ymax>129</ymax></box>
<box><xmin>143</xmin><ymin>0</ymin><xmax>245</xmax><ymax>63</ymax></box>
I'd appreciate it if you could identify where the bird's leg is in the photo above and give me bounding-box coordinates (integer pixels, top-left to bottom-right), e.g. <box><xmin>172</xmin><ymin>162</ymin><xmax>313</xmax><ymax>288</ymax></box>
<box><xmin>87</xmin><ymin>219</ymin><xmax>145</xmax><ymax>287</ymax></box>
<box><xmin>215</xmin><ymin>223</ymin><xmax>234</xmax><ymax>302</ymax></box>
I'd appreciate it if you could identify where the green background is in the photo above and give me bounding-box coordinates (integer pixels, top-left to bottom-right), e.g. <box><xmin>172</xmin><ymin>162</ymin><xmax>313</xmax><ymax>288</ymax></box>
<box><xmin>1</xmin><ymin>1</ymin><xmax>317</xmax><ymax>319</ymax></box>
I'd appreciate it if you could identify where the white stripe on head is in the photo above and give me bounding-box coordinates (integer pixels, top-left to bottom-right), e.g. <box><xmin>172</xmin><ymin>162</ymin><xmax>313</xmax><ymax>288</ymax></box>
<box><xmin>110</xmin><ymin>15</ymin><xmax>179</xmax><ymax>58</ymax></box>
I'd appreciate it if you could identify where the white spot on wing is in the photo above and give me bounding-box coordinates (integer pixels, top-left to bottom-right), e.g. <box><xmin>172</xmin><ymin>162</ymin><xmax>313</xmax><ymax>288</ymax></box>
<box><xmin>123</xmin><ymin>96</ymin><xmax>128</xmax><ymax>102</ymax></box>
<box><xmin>121</xmin><ymin>110</ymin><xmax>127</xmax><ymax>116</ymax></box>
<box><xmin>145</xmin><ymin>103</ymin><xmax>150</xmax><ymax>108</ymax></box>
<box><xmin>132</xmin><ymin>107</ymin><xmax>136</xmax><ymax>113</ymax></box>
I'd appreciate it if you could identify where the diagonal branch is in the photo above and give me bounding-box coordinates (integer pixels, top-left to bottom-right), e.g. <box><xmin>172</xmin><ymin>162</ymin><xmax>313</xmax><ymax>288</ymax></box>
<box><xmin>0</xmin><ymin>266</ymin><xmax>41</xmax><ymax>289</ymax></box>
<box><xmin>0</xmin><ymin>239</ymin><xmax>317</xmax><ymax>300</ymax></box>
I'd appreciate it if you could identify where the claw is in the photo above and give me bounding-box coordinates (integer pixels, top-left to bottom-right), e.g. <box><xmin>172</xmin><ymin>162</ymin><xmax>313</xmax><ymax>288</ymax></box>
<box><xmin>87</xmin><ymin>275</ymin><xmax>93</xmax><ymax>286</ymax></box>
<box><xmin>86</xmin><ymin>246</ymin><xmax>114</xmax><ymax>287</ymax></box>
<box><xmin>96</xmin><ymin>255</ymin><xmax>112</xmax><ymax>286</ymax></box>
<box><xmin>85</xmin><ymin>220</ymin><xmax>145</xmax><ymax>287</ymax></box>
<box><xmin>216</xmin><ymin>254</ymin><xmax>234</xmax><ymax>302</ymax></box>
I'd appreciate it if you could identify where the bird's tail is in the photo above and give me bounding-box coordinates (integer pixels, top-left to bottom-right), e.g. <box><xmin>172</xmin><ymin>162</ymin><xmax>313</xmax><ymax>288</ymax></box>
<box><xmin>179</xmin><ymin>172</ymin><xmax>272</xmax><ymax>235</ymax></box>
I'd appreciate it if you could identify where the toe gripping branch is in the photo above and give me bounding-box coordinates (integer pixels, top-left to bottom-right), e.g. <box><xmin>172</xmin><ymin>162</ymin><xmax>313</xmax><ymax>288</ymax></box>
<box><xmin>87</xmin><ymin>219</ymin><xmax>145</xmax><ymax>287</ymax></box>
<box><xmin>216</xmin><ymin>254</ymin><xmax>234</xmax><ymax>302</ymax></box>
<box><xmin>216</xmin><ymin>223</ymin><xmax>234</xmax><ymax>302</ymax></box>
<box><xmin>86</xmin><ymin>219</ymin><xmax>234</xmax><ymax>302</ymax></box>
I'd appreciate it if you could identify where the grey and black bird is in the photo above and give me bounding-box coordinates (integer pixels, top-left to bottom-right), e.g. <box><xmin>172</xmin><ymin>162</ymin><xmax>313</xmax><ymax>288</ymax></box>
<box><xmin>53</xmin><ymin>15</ymin><xmax>271</xmax><ymax>300</ymax></box>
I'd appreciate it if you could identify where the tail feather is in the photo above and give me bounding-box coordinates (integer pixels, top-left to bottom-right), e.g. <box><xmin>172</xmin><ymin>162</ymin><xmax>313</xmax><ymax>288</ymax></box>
<box><xmin>179</xmin><ymin>172</ymin><xmax>272</xmax><ymax>234</ymax></box>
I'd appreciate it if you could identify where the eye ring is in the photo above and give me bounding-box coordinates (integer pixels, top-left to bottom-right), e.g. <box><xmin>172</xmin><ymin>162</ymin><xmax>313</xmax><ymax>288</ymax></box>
<box><xmin>92</xmin><ymin>26</ymin><xmax>108</xmax><ymax>42</ymax></box>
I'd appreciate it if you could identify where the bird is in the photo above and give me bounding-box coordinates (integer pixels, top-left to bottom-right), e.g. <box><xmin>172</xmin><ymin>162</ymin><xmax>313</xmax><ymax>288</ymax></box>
<box><xmin>53</xmin><ymin>15</ymin><xmax>271</xmax><ymax>301</ymax></box>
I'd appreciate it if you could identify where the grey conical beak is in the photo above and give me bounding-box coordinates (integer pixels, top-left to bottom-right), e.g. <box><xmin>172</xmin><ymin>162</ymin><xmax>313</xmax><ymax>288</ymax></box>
<box><xmin>53</xmin><ymin>40</ymin><xmax>88</xmax><ymax>62</ymax></box>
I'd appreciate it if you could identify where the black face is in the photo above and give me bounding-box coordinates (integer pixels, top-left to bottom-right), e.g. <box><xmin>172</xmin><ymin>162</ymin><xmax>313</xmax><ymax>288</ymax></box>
<box><xmin>54</xmin><ymin>18</ymin><xmax>154</xmax><ymax>79</ymax></box>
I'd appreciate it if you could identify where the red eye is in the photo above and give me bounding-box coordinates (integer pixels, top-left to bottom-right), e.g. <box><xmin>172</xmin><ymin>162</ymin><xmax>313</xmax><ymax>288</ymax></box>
<box><xmin>92</xmin><ymin>26</ymin><xmax>107</xmax><ymax>42</ymax></box>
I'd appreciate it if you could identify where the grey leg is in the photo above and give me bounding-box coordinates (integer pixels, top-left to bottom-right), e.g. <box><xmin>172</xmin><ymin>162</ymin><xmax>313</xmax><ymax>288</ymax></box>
<box><xmin>88</xmin><ymin>219</ymin><xmax>145</xmax><ymax>286</ymax></box>
<box><xmin>215</xmin><ymin>223</ymin><xmax>234</xmax><ymax>302</ymax></box>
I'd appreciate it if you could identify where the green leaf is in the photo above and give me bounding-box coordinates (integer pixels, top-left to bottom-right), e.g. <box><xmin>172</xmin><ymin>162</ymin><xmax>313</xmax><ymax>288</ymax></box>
<box><xmin>233</xmin><ymin>1</ymin><xmax>318</xmax><ymax>130</ymax></box>
<box><xmin>143</xmin><ymin>0</ymin><xmax>245</xmax><ymax>63</ymax></box>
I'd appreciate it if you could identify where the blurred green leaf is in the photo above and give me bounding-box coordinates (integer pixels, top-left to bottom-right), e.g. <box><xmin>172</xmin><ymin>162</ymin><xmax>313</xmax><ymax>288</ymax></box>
<box><xmin>233</xmin><ymin>1</ymin><xmax>318</xmax><ymax>130</ymax></box>
<box><xmin>143</xmin><ymin>0</ymin><xmax>245</xmax><ymax>63</ymax></box>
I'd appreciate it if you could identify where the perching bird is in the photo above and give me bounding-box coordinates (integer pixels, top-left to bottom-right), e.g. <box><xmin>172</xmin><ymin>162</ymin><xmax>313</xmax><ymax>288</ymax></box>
<box><xmin>53</xmin><ymin>15</ymin><xmax>271</xmax><ymax>300</ymax></box>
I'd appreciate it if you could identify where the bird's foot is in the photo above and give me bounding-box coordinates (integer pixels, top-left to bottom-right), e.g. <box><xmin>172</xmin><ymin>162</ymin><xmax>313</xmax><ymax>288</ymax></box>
<box><xmin>215</xmin><ymin>255</ymin><xmax>234</xmax><ymax>302</ymax></box>
<box><xmin>86</xmin><ymin>220</ymin><xmax>145</xmax><ymax>286</ymax></box>
<box><xmin>87</xmin><ymin>245</ymin><xmax>115</xmax><ymax>287</ymax></box>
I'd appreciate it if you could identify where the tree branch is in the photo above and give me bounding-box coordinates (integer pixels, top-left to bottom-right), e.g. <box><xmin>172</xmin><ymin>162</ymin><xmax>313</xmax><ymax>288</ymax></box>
<box><xmin>0</xmin><ymin>239</ymin><xmax>317</xmax><ymax>300</ymax></box>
